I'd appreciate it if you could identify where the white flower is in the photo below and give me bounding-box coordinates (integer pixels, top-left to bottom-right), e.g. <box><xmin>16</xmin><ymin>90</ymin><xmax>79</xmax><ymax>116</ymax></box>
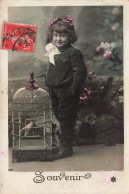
<box><xmin>105</xmin><ymin>42</ymin><xmax>111</xmax><ymax>50</ymax></box>
<box><xmin>99</xmin><ymin>42</ymin><xmax>105</xmax><ymax>49</ymax></box>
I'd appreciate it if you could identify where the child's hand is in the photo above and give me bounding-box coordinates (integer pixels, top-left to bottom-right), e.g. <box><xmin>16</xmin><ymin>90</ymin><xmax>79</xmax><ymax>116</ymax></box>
<box><xmin>62</xmin><ymin>88</ymin><xmax>75</xmax><ymax>99</ymax></box>
<box><xmin>67</xmin><ymin>89</ymin><xmax>75</xmax><ymax>96</ymax></box>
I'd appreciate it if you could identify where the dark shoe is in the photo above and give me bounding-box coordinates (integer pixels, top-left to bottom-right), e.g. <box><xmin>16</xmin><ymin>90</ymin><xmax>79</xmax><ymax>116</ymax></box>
<box><xmin>54</xmin><ymin>147</ymin><xmax>73</xmax><ymax>159</ymax></box>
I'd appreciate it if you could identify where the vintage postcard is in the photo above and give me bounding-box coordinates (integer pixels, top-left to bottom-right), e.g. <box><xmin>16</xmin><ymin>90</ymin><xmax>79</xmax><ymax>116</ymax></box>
<box><xmin>0</xmin><ymin>0</ymin><xmax>129</xmax><ymax>193</ymax></box>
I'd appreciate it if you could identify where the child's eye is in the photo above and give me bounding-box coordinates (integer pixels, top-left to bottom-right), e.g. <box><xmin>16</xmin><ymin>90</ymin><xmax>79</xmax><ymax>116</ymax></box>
<box><xmin>61</xmin><ymin>34</ymin><xmax>66</xmax><ymax>37</ymax></box>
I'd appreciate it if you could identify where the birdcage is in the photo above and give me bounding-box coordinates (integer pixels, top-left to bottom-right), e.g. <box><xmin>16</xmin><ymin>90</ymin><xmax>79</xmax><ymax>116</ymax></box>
<box><xmin>12</xmin><ymin>72</ymin><xmax>57</xmax><ymax>162</ymax></box>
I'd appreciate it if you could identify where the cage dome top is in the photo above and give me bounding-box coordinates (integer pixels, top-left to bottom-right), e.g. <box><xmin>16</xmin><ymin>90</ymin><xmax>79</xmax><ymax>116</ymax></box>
<box><xmin>13</xmin><ymin>72</ymin><xmax>49</xmax><ymax>104</ymax></box>
<box><xmin>25</xmin><ymin>72</ymin><xmax>39</xmax><ymax>90</ymax></box>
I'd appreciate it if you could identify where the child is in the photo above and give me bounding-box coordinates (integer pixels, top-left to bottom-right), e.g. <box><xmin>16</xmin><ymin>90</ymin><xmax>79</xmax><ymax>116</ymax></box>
<box><xmin>45</xmin><ymin>15</ymin><xmax>87</xmax><ymax>159</ymax></box>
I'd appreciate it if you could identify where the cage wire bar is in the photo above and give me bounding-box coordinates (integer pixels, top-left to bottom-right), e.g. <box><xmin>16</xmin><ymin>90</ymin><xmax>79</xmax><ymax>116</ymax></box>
<box><xmin>12</xmin><ymin>72</ymin><xmax>57</xmax><ymax>162</ymax></box>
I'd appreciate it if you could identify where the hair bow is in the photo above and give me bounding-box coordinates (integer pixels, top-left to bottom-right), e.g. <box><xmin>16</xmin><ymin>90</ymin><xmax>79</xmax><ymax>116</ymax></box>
<box><xmin>48</xmin><ymin>15</ymin><xmax>74</xmax><ymax>27</ymax></box>
<box><xmin>62</xmin><ymin>15</ymin><xmax>74</xmax><ymax>26</ymax></box>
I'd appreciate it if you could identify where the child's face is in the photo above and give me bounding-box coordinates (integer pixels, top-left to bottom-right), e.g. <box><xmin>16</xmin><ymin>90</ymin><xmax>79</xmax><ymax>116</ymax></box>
<box><xmin>52</xmin><ymin>31</ymin><xmax>69</xmax><ymax>49</ymax></box>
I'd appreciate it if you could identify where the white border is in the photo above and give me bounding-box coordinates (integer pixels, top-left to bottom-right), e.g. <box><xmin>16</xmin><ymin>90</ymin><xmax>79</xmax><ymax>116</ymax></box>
<box><xmin>0</xmin><ymin>0</ymin><xmax>129</xmax><ymax>193</ymax></box>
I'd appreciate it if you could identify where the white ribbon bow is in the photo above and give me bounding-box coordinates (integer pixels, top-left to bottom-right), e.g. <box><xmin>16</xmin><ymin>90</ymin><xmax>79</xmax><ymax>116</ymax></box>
<box><xmin>44</xmin><ymin>43</ymin><xmax>61</xmax><ymax>65</ymax></box>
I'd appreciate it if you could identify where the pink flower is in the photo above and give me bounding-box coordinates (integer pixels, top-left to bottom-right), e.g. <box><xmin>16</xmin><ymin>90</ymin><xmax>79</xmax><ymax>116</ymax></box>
<box><xmin>93</xmin><ymin>75</ymin><xmax>96</xmax><ymax>78</ymax></box>
<box><xmin>103</xmin><ymin>52</ymin><xmax>111</xmax><ymax>59</ymax></box>
<box><xmin>96</xmin><ymin>47</ymin><xmax>100</xmax><ymax>53</ymax></box>
<box><xmin>81</xmin><ymin>96</ymin><xmax>87</xmax><ymax>100</ymax></box>
<box><xmin>84</xmin><ymin>88</ymin><xmax>88</xmax><ymax>92</ymax></box>
<box><xmin>88</xmin><ymin>72</ymin><xmax>92</xmax><ymax>75</ymax></box>
<box><xmin>110</xmin><ymin>44</ymin><xmax>112</xmax><ymax>48</ymax></box>
<box><xmin>100</xmin><ymin>86</ymin><xmax>104</xmax><ymax>90</ymax></box>
<box><xmin>87</xmin><ymin>91</ymin><xmax>91</xmax><ymax>95</ymax></box>
<box><xmin>80</xmin><ymin>96</ymin><xmax>87</xmax><ymax>100</ymax></box>
<box><xmin>88</xmin><ymin>72</ymin><xmax>93</xmax><ymax>77</ymax></box>
<box><xmin>111</xmin><ymin>101</ymin><xmax>116</xmax><ymax>108</ymax></box>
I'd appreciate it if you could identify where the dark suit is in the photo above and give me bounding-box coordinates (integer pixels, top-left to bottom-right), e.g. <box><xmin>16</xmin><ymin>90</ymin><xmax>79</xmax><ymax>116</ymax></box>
<box><xmin>45</xmin><ymin>44</ymin><xmax>87</xmax><ymax>146</ymax></box>
<box><xmin>45</xmin><ymin>44</ymin><xmax>87</xmax><ymax>92</ymax></box>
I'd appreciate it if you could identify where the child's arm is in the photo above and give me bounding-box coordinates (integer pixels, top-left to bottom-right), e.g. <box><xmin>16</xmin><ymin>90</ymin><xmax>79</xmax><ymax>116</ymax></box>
<box><xmin>71</xmin><ymin>49</ymin><xmax>87</xmax><ymax>94</ymax></box>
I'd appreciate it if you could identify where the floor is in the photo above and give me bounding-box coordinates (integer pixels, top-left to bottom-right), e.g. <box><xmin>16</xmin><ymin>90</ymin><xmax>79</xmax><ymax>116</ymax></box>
<box><xmin>8</xmin><ymin>144</ymin><xmax>124</xmax><ymax>172</ymax></box>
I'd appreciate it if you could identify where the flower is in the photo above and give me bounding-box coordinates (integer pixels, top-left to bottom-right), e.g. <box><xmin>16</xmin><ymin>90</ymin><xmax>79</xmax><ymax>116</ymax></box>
<box><xmin>88</xmin><ymin>72</ymin><xmax>93</xmax><ymax>78</ymax></box>
<box><xmin>80</xmin><ymin>96</ymin><xmax>87</xmax><ymax>101</ymax></box>
<box><xmin>96</xmin><ymin>42</ymin><xmax>113</xmax><ymax>57</ymax></box>
<box><xmin>84</xmin><ymin>88</ymin><xmax>88</xmax><ymax>92</ymax></box>
<box><xmin>100</xmin><ymin>86</ymin><xmax>104</xmax><ymax>90</ymax></box>
<box><xmin>109</xmin><ymin>44</ymin><xmax>112</xmax><ymax>48</ymax></box>
<box><xmin>111</xmin><ymin>101</ymin><xmax>117</xmax><ymax>108</ymax></box>
<box><xmin>84</xmin><ymin>96</ymin><xmax>87</xmax><ymax>100</ymax></box>
<box><xmin>99</xmin><ymin>42</ymin><xmax>105</xmax><ymax>49</ymax></box>
<box><xmin>105</xmin><ymin>42</ymin><xmax>111</xmax><ymax>50</ymax></box>
<box><xmin>87</xmin><ymin>91</ymin><xmax>91</xmax><ymax>95</ymax></box>
<box><xmin>93</xmin><ymin>75</ymin><xmax>96</xmax><ymax>78</ymax></box>
<box><xmin>96</xmin><ymin>47</ymin><xmax>100</xmax><ymax>52</ymax></box>
<box><xmin>88</xmin><ymin>72</ymin><xmax>92</xmax><ymax>76</ymax></box>
<box><xmin>48</xmin><ymin>18</ymin><xmax>58</xmax><ymax>27</ymax></box>
<box><xmin>96</xmin><ymin>42</ymin><xmax>122</xmax><ymax>73</ymax></box>
<box><xmin>103</xmin><ymin>51</ymin><xmax>111</xmax><ymax>59</ymax></box>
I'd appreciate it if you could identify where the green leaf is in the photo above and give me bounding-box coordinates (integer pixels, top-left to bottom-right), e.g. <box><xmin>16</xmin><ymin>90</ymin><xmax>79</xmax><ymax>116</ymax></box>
<box><xmin>118</xmin><ymin>96</ymin><xmax>124</xmax><ymax>103</ymax></box>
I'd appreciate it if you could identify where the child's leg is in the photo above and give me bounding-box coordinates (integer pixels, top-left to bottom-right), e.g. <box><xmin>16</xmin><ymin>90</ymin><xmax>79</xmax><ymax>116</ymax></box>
<box><xmin>48</xmin><ymin>87</ymin><xmax>60</xmax><ymax>120</ymax></box>
<box><xmin>59</xmin><ymin>94</ymin><xmax>79</xmax><ymax>144</ymax></box>
<box><xmin>55</xmin><ymin>92</ymin><xmax>80</xmax><ymax>158</ymax></box>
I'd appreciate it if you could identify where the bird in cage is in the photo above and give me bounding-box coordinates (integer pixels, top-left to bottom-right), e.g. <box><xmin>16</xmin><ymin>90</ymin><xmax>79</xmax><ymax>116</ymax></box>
<box><xmin>20</xmin><ymin>121</ymin><xmax>44</xmax><ymax>136</ymax></box>
<box><xmin>20</xmin><ymin>121</ymin><xmax>34</xmax><ymax>136</ymax></box>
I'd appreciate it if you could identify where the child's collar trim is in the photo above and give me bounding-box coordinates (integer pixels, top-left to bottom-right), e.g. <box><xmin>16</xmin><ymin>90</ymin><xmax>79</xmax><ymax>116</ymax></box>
<box><xmin>44</xmin><ymin>43</ymin><xmax>61</xmax><ymax>65</ymax></box>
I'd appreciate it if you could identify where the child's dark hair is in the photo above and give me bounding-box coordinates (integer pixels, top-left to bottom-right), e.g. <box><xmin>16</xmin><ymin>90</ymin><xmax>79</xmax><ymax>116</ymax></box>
<box><xmin>46</xmin><ymin>16</ymin><xmax>77</xmax><ymax>44</ymax></box>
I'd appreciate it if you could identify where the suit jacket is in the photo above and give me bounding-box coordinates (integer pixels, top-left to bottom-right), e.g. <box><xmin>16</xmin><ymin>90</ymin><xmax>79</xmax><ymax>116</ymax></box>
<box><xmin>45</xmin><ymin>44</ymin><xmax>87</xmax><ymax>93</ymax></box>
